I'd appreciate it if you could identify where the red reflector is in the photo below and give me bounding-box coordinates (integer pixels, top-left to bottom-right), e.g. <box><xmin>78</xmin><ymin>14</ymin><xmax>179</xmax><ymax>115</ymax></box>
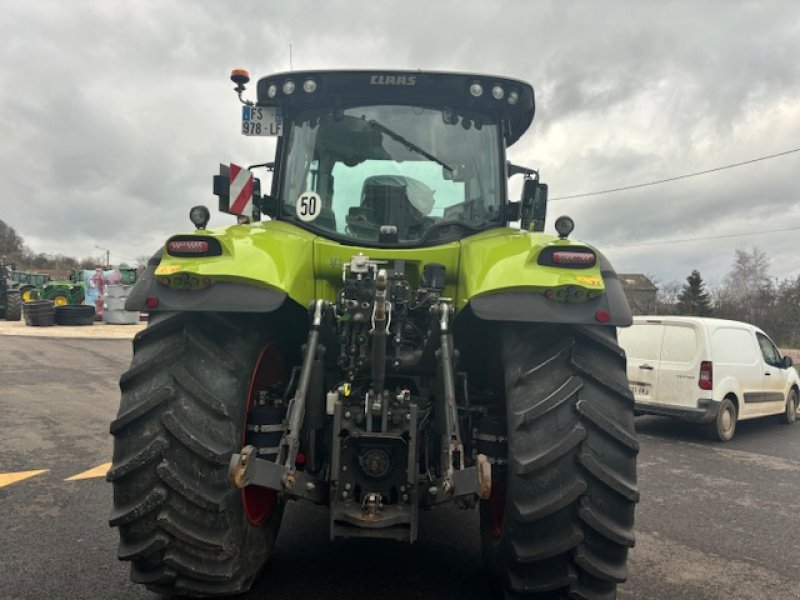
<box><xmin>552</xmin><ymin>251</ymin><xmax>596</xmax><ymax>266</ymax></box>
<box><xmin>295</xmin><ymin>452</ymin><xmax>306</xmax><ymax>466</ymax></box>
<box><xmin>699</xmin><ymin>361</ymin><xmax>713</xmax><ymax>390</ymax></box>
<box><xmin>595</xmin><ymin>309</ymin><xmax>610</xmax><ymax>323</ymax></box>
<box><xmin>167</xmin><ymin>240</ymin><xmax>209</xmax><ymax>254</ymax></box>
<box><xmin>145</xmin><ymin>296</ymin><xmax>159</xmax><ymax>309</ymax></box>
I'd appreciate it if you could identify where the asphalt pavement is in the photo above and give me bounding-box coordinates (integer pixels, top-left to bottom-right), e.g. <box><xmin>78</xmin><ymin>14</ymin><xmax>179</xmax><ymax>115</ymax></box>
<box><xmin>1</xmin><ymin>332</ymin><xmax>799</xmax><ymax>600</ymax></box>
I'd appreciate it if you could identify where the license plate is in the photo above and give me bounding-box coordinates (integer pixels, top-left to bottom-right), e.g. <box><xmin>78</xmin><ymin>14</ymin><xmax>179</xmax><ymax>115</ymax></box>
<box><xmin>630</xmin><ymin>384</ymin><xmax>650</xmax><ymax>397</ymax></box>
<box><xmin>241</xmin><ymin>105</ymin><xmax>283</xmax><ymax>136</ymax></box>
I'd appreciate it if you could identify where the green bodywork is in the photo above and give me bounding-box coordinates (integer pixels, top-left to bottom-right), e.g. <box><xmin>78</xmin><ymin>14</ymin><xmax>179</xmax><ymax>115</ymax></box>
<box><xmin>153</xmin><ymin>220</ymin><xmax>605</xmax><ymax>312</ymax></box>
<box><xmin>41</xmin><ymin>280</ymin><xmax>85</xmax><ymax>305</ymax></box>
<box><xmin>134</xmin><ymin>70</ymin><xmax>629</xmax><ymax>325</ymax></box>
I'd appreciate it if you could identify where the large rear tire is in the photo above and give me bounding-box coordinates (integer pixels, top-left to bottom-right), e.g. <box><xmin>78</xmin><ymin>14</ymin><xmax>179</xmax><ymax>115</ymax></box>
<box><xmin>108</xmin><ymin>312</ymin><xmax>285</xmax><ymax>597</ymax></box>
<box><xmin>5</xmin><ymin>290</ymin><xmax>22</xmax><ymax>321</ymax></box>
<box><xmin>481</xmin><ymin>324</ymin><xmax>639</xmax><ymax>599</ymax></box>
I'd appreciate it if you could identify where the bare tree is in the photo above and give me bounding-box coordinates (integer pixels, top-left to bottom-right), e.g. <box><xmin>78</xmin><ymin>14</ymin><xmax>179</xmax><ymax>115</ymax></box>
<box><xmin>656</xmin><ymin>279</ymin><xmax>682</xmax><ymax>314</ymax></box>
<box><xmin>716</xmin><ymin>247</ymin><xmax>777</xmax><ymax>333</ymax></box>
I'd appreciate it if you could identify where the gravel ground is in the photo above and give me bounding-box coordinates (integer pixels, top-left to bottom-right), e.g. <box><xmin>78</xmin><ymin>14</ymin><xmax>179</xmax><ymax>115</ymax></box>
<box><xmin>0</xmin><ymin>317</ymin><xmax>145</xmax><ymax>339</ymax></box>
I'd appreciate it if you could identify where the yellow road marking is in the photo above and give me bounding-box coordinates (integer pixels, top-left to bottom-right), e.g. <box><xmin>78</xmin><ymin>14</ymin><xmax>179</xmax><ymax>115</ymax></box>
<box><xmin>0</xmin><ymin>470</ymin><xmax>49</xmax><ymax>488</ymax></box>
<box><xmin>65</xmin><ymin>462</ymin><xmax>112</xmax><ymax>481</ymax></box>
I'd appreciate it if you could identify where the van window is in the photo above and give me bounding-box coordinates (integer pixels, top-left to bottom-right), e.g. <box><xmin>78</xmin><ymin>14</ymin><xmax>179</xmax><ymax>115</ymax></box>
<box><xmin>711</xmin><ymin>328</ymin><xmax>758</xmax><ymax>365</ymax></box>
<box><xmin>661</xmin><ymin>325</ymin><xmax>697</xmax><ymax>363</ymax></box>
<box><xmin>756</xmin><ymin>333</ymin><xmax>780</xmax><ymax>367</ymax></box>
<box><xmin>619</xmin><ymin>324</ymin><xmax>664</xmax><ymax>361</ymax></box>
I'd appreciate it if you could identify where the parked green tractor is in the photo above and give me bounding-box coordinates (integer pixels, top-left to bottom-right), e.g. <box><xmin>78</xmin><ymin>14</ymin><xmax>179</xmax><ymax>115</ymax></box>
<box><xmin>41</xmin><ymin>279</ymin><xmax>84</xmax><ymax>306</ymax></box>
<box><xmin>1</xmin><ymin>261</ymin><xmax>23</xmax><ymax>321</ymax></box>
<box><xmin>8</xmin><ymin>269</ymin><xmax>47</xmax><ymax>302</ymax></box>
<box><xmin>110</xmin><ymin>70</ymin><xmax>637</xmax><ymax>599</ymax></box>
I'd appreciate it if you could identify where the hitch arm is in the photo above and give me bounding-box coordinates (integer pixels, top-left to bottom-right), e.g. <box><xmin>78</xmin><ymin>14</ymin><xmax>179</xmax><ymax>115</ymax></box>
<box><xmin>280</xmin><ymin>299</ymin><xmax>326</xmax><ymax>487</ymax></box>
<box><xmin>436</xmin><ymin>301</ymin><xmax>464</xmax><ymax>494</ymax></box>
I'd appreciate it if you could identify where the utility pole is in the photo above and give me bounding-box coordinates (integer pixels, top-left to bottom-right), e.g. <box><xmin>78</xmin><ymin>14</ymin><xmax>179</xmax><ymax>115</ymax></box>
<box><xmin>95</xmin><ymin>245</ymin><xmax>111</xmax><ymax>269</ymax></box>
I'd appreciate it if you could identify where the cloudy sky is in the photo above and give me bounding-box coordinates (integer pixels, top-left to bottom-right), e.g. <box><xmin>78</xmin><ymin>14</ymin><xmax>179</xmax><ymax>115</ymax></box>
<box><xmin>1</xmin><ymin>1</ymin><xmax>799</xmax><ymax>288</ymax></box>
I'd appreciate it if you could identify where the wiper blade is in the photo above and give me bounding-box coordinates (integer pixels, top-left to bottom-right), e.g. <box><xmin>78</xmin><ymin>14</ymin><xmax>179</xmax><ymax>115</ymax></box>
<box><xmin>368</xmin><ymin>119</ymin><xmax>453</xmax><ymax>173</ymax></box>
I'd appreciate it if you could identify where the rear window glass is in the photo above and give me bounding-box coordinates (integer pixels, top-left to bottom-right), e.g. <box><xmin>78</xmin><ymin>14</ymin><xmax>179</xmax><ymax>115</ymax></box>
<box><xmin>711</xmin><ymin>328</ymin><xmax>758</xmax><ymax>365</ymax></box>
<box><xmin>661</xmin><ymin>325</ymin><xmax>698</xmax><ymax>363</ymax></box>
<box><xmin>618</xmin><ymin>324</ymin><xmax>664</xmax><ymax>361</ymax></box>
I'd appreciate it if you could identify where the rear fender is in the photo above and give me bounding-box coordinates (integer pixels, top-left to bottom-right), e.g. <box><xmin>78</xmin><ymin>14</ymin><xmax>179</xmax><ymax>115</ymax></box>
<box><xmin>125</xmin><ymin>220</ymin><xmax>316</xmax><ymax>312</ymax></box>
<box><xmin>458</xmin><ymin>229</ymin><xmax>632</xmax><ymax>327</ymax></box>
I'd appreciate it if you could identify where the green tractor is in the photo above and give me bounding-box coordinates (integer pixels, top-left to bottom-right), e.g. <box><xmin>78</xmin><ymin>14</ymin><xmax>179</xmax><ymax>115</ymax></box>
<box><xmin>110</xmin><ymin>70</ymin><xmax>637</xmax><ymax>599</ymax></box>
<box><xmin>1</xmin><ymin>261</ymin><xmax>23</xmax><ymax>320</ymax></box>
<box><xmin>8</xmin><ymin>269</ymin><xmax>47</xmax><ymax>302</ymax></box>
<box><xmin>41</xmin><ymin>278</ymin><xmax>84</xmax><ymax>306</ymax></box>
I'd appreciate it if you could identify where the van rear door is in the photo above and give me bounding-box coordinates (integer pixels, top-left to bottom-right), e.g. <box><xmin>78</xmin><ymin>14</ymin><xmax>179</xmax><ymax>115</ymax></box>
<box><xmin>619</xmin><ymin>321</ymin><xmax>664</xmax><ymax>405</ymax></box>
<box><xmin>657</xmin><ymin>321</ymin><xmax>702</xmax><ymax>408</ymax></box>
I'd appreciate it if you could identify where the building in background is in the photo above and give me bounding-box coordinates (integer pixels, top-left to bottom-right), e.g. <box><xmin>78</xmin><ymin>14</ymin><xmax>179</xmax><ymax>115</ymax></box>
<box><xmin>619</xmin><ymin>273</ymin><xmax>657</xmax><ymax>315</ymax></box>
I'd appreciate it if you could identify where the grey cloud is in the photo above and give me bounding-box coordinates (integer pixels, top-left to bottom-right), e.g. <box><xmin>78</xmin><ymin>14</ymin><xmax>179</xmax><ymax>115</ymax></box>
<box><xmin>1</xmin><ymin>0</ymin><xmax>799</xmax><ymax>287</ymax></box>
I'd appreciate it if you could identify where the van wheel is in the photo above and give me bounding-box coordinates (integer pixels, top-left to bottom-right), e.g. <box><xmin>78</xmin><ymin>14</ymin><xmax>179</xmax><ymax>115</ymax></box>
<box><xmin>779</xmin><ymin>389</ymin><xmax>798</xmax><ymax>425</ymax></box>
<box><xmin>708</xmin><ymin>398</ymin><xmax>736</xmax><ymax>441</ymax></box>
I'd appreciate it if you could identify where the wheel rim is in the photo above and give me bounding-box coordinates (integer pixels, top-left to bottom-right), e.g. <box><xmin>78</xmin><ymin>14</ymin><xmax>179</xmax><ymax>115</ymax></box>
<box><xmin>54</xmin><ymin>295</ymin><xmax>68</xmax><ymax>306</ymax></box>
<box><xmin>790</xmin><ymin>393</ymin><xmax>798</xmax><ymax>422</ymax></box>
<box><xmin>721</xmin><ymin>406</ymin><xmax>733</xmax><ymax>434</ymax></box>
<box><xmin>242</xmin><ymin>343</ymin><xmax>286</xmax><ymax>526</ymax></box>
<box><xmin>488</xmin><ymin>478</ymin><xmax>507</xmax><ymax>538</ymax></box>
<box><xmin>22</xmin><ymin>290</ymin><xmax>32</xmax><ymax>301</ymax></box>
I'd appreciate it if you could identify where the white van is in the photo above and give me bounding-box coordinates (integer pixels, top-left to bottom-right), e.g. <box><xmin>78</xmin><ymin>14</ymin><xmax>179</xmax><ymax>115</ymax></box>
<box><xmin>618</xmin><ymin>316</ymin><xmax>799</xmax><ymax>441</ymax></box>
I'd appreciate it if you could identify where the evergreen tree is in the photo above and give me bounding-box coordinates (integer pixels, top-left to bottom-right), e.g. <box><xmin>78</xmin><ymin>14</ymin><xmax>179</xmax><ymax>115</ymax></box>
<box><xmin>676</xmin><ymin>270</ymin><xmax>713</xmax><ymax>316</ymax></box>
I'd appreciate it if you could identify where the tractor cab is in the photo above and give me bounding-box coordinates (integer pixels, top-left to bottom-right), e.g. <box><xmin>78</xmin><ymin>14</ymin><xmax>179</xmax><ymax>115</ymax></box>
<box><xmin>215</xmin><ymin>70</ymin><xmax>548</xmax><ymax>246</ymax></box>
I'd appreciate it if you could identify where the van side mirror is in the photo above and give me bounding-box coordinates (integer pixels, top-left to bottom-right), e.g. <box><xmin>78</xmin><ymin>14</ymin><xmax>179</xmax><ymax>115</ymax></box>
<box><xmin>520</xmin><ymin>180</ymin><xmax>548</xmax><ymax>232</ymax></box>
<box><xmin>782</xmin><ymin>355</ymin><xmax>793</xmax><ymax>369</ymax></box>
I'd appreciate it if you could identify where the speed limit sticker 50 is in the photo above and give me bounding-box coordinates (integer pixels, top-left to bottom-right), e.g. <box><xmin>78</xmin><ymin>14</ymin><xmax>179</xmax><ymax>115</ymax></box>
<box><xmin>296</xmin><ymin>192</ymin><xmax>322</xmax><ymax>222</ymax></box>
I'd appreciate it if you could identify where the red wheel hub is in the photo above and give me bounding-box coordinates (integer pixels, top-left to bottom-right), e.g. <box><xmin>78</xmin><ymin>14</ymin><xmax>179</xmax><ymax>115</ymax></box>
<box><xmin>242</xmin><ymin>343</ymin><xmax>286</xmax><ymax>526</ymax></box>
<box><xmin>488</xmin><ymin>478</ymin><xmax>507</xmax><ymax>538</ymax></box>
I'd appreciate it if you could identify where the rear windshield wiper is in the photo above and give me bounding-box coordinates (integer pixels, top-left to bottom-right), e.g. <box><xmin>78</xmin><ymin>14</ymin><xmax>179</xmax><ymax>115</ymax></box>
<box><xmin>367</xmin><ymin>119</ymin><xmax>453</xmax><ymax>173</ymax></box>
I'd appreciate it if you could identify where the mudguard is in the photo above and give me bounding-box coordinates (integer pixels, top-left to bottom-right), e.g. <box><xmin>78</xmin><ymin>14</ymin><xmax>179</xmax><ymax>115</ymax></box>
<box><xmin>458</xmin><ymin>228</ymin><xmax>632</xmax><ymax>327</ymax></box>
<box><xmin>125</xmin><ymin>221</ymin><xmax>316</xmax><ymax>312</ymax></box>
<box><xmin>129</xmin><ymin>221</ymin><xmax>630</xmax><ymax>326</ymax></box>
<box><xmin>125</xmin><ymin>247</ymin><xmax>287</xmax><ymax>312</ymax></box>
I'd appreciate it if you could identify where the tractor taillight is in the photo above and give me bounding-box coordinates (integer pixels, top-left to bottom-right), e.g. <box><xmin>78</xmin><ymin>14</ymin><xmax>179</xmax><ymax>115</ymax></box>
<box><xmin>551</xmin><ymin>251</ymin><xmax>596</xmax><ymax>266</ymax></box>
<box><xmin>168</xmin><ymin>240</ymin><xmax>208</xmax><ymax>254</ymax></box>
<box><xmin>537</xmin><ymin>246</ymin><xmax>597</xmax><ymax>269</ymax></box>
<box><xmin>699</xmin><ymin>361</ymin><xmax>713</xmax><ymax>390</ymax></box>
<box><xmin>165</xmin><ymin>236</ymin><xmax>222</xmax><ymax>257</ymax></box>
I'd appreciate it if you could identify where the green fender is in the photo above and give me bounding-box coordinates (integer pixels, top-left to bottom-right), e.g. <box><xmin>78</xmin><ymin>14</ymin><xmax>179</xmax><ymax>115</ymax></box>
<box><xmin>128</xmin><ymin>221</ymin><xmax>630</xmax><ymax>327</ymax></box>
<box><xmin>126</xmin><ymin>221</ymin><xmax>317</xmax><ymax>312</ymax></box>
<box><xmin>457</xmin><ymin>228</ymin><xmax>632</xmax><ymax>327</ymax></box>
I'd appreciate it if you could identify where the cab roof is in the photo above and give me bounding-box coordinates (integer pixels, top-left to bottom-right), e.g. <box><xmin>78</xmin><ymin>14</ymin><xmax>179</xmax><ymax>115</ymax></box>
<box><xmin>255</xmin><ymin>69</ymin><xmax>535</xmax><ymax>146</ymax></box>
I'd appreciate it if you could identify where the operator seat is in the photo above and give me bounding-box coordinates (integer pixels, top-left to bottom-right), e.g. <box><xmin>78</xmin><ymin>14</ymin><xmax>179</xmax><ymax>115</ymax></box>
<box><xmin>346</xmin><ymin>175</ymin><xmax>428</xmax><ymax>240</ymax></box>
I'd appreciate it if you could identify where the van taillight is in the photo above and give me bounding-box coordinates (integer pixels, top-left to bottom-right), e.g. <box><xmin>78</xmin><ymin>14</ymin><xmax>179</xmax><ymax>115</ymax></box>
<box><xmin>699</xmin><ymin>361</ymin><xmax>713</xmax><ymax>390</ymax></box>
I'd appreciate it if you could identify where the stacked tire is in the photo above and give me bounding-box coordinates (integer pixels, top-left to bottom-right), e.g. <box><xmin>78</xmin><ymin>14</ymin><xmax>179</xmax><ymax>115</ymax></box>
<box><xmin>22</xmin><ymin>299</ymin><xmax>55</xmax><ymax>326</ymax></box>
<box><xmin>55</xmin><ymin>305</ymin><xmax>96</xmax><ymax>326</ymax></box>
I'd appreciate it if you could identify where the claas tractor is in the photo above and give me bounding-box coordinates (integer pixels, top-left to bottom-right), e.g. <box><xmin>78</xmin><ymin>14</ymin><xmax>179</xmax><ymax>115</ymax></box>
<box><xmin>110</xmin><ymin>69</ymin><xmax>637</xmax><ymax>599</ymax></box>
